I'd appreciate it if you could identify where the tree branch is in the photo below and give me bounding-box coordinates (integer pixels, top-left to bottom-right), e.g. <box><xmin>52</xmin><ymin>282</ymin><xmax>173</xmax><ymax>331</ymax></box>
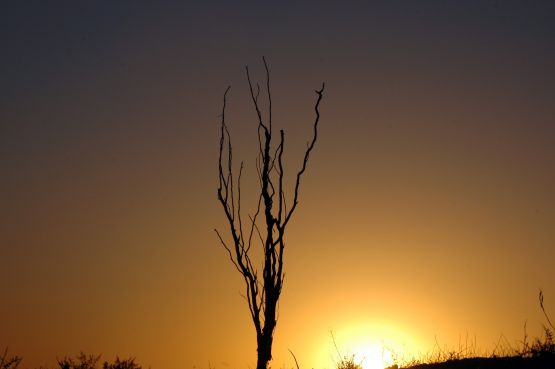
<box><xmin>283</xmin><ymin>83</ymin><xmax>325</xmax><ymax>229</ymax></box>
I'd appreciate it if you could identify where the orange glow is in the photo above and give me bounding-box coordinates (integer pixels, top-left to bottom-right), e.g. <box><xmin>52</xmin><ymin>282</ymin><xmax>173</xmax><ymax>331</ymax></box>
<box><xmin>3</xmin><ymin>2</ymin><xmax>555</xmax><ymax>369</ymax></box>
<box><xmin>310</xmin><ymin>320</ymin><xmax>425</xmax><ymax>369</ymax></box>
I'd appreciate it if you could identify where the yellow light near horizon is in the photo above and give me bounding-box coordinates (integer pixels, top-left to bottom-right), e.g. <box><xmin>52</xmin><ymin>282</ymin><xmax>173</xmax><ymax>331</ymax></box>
<box><xmin>310</xmin><ymin>318</ymin><xmax>423</xmax><ymax>369</ymax></box>
<box><xmin>350</xmin><ymin>341</ymin><xmax>393</xmax><ymax>369</ymax></box>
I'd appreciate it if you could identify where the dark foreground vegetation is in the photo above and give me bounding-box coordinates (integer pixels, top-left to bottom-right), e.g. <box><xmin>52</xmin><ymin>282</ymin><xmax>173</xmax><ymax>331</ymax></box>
<box><xmin>0</xmin><ymin>350</ymin><xmax>143</xmax><ymax>369</ymax></box>
<box><xmin>334</xmin><ymin>326</ymin><xmax>555</xmax><ymax>369</ymax></box>
<box><xmin>3</xmin><ymin>292</ymin><xmax>553</xmax><ymax>369</ymax></box>
<box><xmin>403</xmin><ymin>355</ymin><xmax>555</xmax><ymax>369</ymax></box>
<box><xmin>339</xmin><ymin>291</ymin><xmax>555</xmax><ymax>369</ymax></box>
<box><xmin>398</xmin><ymin>327</ymin><xmax>555</xmax><ymax>369</ymax></box>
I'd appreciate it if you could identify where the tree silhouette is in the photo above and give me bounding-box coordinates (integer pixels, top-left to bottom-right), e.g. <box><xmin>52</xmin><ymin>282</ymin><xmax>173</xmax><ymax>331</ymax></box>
<box><xmin>215</xmin><ymin>58</ymin><xmax>325</xmax><ymax>369</ymax></box>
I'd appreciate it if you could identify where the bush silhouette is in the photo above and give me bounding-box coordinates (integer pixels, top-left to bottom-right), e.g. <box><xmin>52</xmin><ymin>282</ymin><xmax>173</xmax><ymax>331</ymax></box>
<box><xmin>102</xmin><ymin>357</ymin><xmax>141</xmax><ymax>369</ymax></box>
<box><xmin>1</xmin><ymin>348</ymin><xmax>22</xmax><ymax>369</ymax></box>
<box><xmin>57</xmin><ymin>353</ymin><xmax>100</xmax><ymax>369</ymax></box>
<box><xmin>57</xmin><ymin>353</ymin><xmax>142</xmax><ymax>369</ymax></box>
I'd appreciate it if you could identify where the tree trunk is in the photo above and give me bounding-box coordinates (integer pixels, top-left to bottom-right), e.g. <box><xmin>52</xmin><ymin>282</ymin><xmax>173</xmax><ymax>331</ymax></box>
<box><xmin>256</xmin><ymin>331</ymin><xmax>274</xmax><ymax>369</ymax></box>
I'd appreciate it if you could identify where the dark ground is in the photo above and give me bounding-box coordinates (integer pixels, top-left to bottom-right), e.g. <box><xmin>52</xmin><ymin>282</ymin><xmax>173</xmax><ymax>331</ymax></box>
<box><xmin>401</xmin><ymin>354</ymin><xmax>555</xmax><ymax>369</ymax></box>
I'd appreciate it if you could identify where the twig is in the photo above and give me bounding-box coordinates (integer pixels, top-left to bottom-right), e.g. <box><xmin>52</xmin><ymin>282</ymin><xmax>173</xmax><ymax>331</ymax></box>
<box><xmin>289</xmin><ymin>349</ymin><xmax>301</xmax><ymax>369</ymax></box>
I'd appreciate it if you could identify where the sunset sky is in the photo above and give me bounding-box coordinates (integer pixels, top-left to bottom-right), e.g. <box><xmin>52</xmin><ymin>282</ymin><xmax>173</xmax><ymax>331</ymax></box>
<box><xmin>1</xmin><ymin>1</ymin><xmax>554</xmax><ymax>369</ymax></box>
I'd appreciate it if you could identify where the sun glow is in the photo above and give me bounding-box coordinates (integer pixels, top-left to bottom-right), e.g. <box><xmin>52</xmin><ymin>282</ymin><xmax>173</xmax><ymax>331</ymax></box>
<box><xmin>350</xmin><ymin>341</ymin><xmax>393</xmax><ymax>369</ymax></box>
<box><xmin>310</xmin><ymin>319</ymin><xmax>424</xmax><ymax>369</ymax></box>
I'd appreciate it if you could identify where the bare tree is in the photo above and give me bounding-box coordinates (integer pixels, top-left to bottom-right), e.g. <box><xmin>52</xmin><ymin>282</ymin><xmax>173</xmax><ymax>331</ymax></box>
<box><xmin>215</xmin><ymin>58</ymin><xmax>325</xmax><ymax>369</ymax></box>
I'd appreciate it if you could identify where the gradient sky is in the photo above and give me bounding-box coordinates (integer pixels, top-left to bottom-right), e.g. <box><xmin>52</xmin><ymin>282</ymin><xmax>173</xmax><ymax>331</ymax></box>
<box><xmin>2</xmin><ymin>1</ymin><xmax>555</xmax><ymax>369</ymax></box>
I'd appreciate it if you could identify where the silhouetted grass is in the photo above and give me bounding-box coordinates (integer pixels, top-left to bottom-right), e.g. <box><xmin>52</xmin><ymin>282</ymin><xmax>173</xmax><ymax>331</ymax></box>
<box><xmin>395</xmin><ymin>290</ymin><xmax>555</xmax><ymax>369</ymax></box>
<box><xmin>3</xmin><ymin>291</ymin><xmax>554</xmax><ymax>369</ymax></box>
<box><xmin>329</xmin><ymin>290</ymin><xmax>555</xmax><ymax>369</ymax></box>
<box><xmin>0</xmin><ymin>351</ymin><xmax>142</xmax><ymax>369</ymax></box>
<box><xmin>335</xmin><ymin>355</ymin><xmax>362</xmax><ymax>369</ymax></box>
